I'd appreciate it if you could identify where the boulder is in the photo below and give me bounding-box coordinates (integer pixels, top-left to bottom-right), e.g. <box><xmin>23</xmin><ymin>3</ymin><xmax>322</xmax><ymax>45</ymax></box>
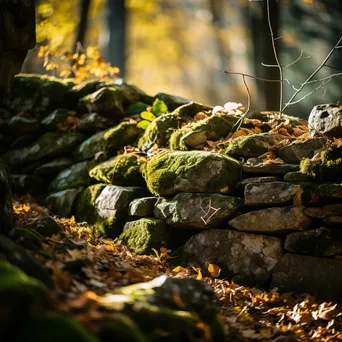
<box><xmin>128</xmin><ymin>197</ymin><xmax>157</xmax><ymax>217</ymax></box>
<box><xmin>244</xmin><ymin>182</ymin><xmax>312</xmax><ymax>206</ymax></box>
<box><xmin>120</xmin><ymin>218</ymin><xmax>170</xmax><ymax>254</ymax></box>
<box><xmin>8</xmin><ymin>115</ymin><xmax>41</xmax><ymax>136</ymax></box>
<box><xmin>45</xmin><ymin>189</ymin><xmax>81</xmax><ymax>217</ymax></box>
<box><xmin>284</xmin><ymin>227</ymin><xmax>342</xmax><ymax>257</ymax></box>
<box><xmin>74</xmin><ymin>122</ymin><xmax>142</xmax><ymax>161</ymax></box>
<box><xmin>278</xmin><ymin>138</ymin><xmax>327</xmax><ymax>164</ymax></box>
<box><xmin>229</xmin><ymin>206</ymin><xmax>312</xmax><ymax>233</ymax></box>
<box><xmin>226</xmin><ymin>133</ymin><xmax>285</xmax><ymax>157</ymax></box>
<box><xmin>176</xmin><ymin>229</ymin><xmax>283</xmax><ymax>286</ymax></box>
<box><xmin>308</xmin><ymin>103</ymin><xmax>342</xmax><ymax>137</ymax></box>
<box><xmin>48</xmin><ymin>161</ymin><xmax>96</xmax><ymax>193</ymax></box>
<box><xmin>145</xmin><ymin>150</ymin><xmax>241</xmax><ymax>196</ymax></box>
<box><xmin>3</xmin><ymin>132</ymin><xmax>85</xmax><ymax>167</ymax></box>
<box><xmin>89</xmin><ymin>153</ymin><xmax>146</xmax><ymax>186</ymax></box>
<box><xmin>80</xmin><ymin>87</ymin><xmax>124</xmax><ymax>118</ymax></box>
<box><xmin>78</xmin><ymin>113</ymin><xmax>116</xmax><ymax>133</ymax></box>
<box><xmin>271</xmin><ymin>254</ymin><xmax>342</xmax><ymax>301</ymax></box>
<box><xmin>34</xmin><ymin>157</ymin><xmax>73</xmax><ymax>178</ymax></box>
<box><xmin>154</xmin><ymin>193</ymin><xmax>243</xmax><ymax>229</ymax></box>
<box><xmin>0</xmin><ymin>159</ymin><xmax>12</xmax><ymax>234</ymax></box>
<box><xmin>24</xmin><ymin>215</ymin><xmax>62</xmax><ymax>237</ymax></box>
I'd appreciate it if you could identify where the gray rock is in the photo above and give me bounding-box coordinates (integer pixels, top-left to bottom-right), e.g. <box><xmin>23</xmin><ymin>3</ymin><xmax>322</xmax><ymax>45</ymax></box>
<box><xmin>8</xmin><ymin>115</ymin><xmax>40</xmax><ymax>135</ymax></box>
<box><xmin>0</xmin><ymin>159</ymin><xmax>12</xmax><ymax>234</ymax></box>
<box><xmin>313</xmin><ymin>183</ymin><xmax>342</xmax><ymax>199</ymax></box>
<box><xmin>128</xmin><ymin>197</ymin><xmax>157</xmax><ymax>217</ymax></box>
<box><xmin>243</xmin><ymin>158</ymin><xmax>299</xmax><ymax>175</ymax></box>
<box><xmin>48</xmin><ymin>160</ymin><xmax>96</xmax><ymax>193</ymax></box>
<box><xmin>10</xmin><ymin>174</ymin><xmax>46</xmax><ymax>195</ymax></box>
<box><xmin>284</xmin><ymin>227</ymin><xmax>342</xmax><ymax>257</ymax></box>
<box><xmin>308</xmin><ymin>103</ymin><xmax>342</xmax><ymax>137</ymax></box>
<box><xmin>154</xmin><ymin>193</ymin><xmax>243</xmax><ymax>229</ymax></box>
<box><xmin>145</xmin><ymin>150</ymin><xmax>242</xmax><ymax>196</ymax></box>
<box><xmin>229</xmin><ymin>206</ymin><xmax>312</xmax><ymax>233</ymax></box>
<box><xmin>24</xmin><ymin>215</ymin><xmax>62</xmax><ymax>237</ymax></box>
<box><xmin>244</xmin><ymin>182</ymin><xmax>311</xmax><ymax>206</ymax></box>
<box><xmin>284</xmin><ymin>171</ymin><xmax>310</xmax><ymax>182</ymax></box>
<box><xmin>176</xmin><ymin>229</ymin><xmax>283</xmax><ymax>286</ymax></box>
<box><xmin>78</xmin><ymin>113</ymin><xmax>116</xmax><ymax>133</ymax></box>
<box><xmin>278</xmin><ymin>138</ymin><xmax>327</xmax><ymax>163</ymax></box>
<box><xmin>271</xmin><ymin>254</ymin><xmax>342</xmax><ymax>301</ymax></box>
<box><xmin>45</xmin><ymin>189</ymin><xmax>81</xmax><ymax>217</ymax></box>
<box><xmin>304</xmin><ymin>207</ymin><xmax>326</xmax><ymax>219</ymax></box>
<box><xmin>236</xmin><ymin>176</ymin><xmax>280</xmax><ymax>192</ymax></box>
<box><xmin>34</xmin><ymin>157</ymin><xmax>73</xmax><ymax>178</ymax></box>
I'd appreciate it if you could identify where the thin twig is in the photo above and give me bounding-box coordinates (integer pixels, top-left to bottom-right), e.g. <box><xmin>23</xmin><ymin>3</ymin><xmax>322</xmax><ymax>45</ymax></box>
<box><xmin>282</xmin><ymin>36</ymin><xmax>342</xmax><ymax>112</ymax></box>
<box><xmin>266</xmin><ymin>0</ymin><xmax>283</xmax><ymax>113</ymax></box>
<box><xmin>282</xmin><ymin>50</ymin><xmax>310</xmax><ymax>70</ymax></box>
<box><xmin>225</xmin><ymin>71</ymin><xmax>281</xmax><ymax>83</ymax></box>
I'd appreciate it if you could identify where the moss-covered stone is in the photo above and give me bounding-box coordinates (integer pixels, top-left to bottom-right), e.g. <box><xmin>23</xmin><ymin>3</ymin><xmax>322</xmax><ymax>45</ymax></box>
<box><xmin>0</xmin><ymin>158</ymin><xmax>12</xmax><ymax>234</ymax></box>
<box><xmin>3</xmin><ymin>132</ymin><xmax>85</xmax><ymax>167</ymax></box>
<box><xmin>45</xmin><ymin>189</ymin><xmax>81</xmax><ymax>217</ymax></box>
<box><xmin>128</xmin><ymin>197</ymin><xmax>157</xmax><ymax>217</ymax></box>
<box><xmin>246</xmin><ymin>111</ymin><xmax>307</xmax><ymax>126</ymax></box>
<box><xmin>75</xmin><ymin>184</ymin><xmax>106</xmax><ymax>224</ymax></box>
<box><xmin>48</xmin><ymin>160</ymin><xmax>97</xmax><ymax>193</ymax></box>
<box><xmin>174</xmin><ymin>101</ymin><xmax>212</xmax><ymax>117</ymax></box>
<box><xmin>137</xmin><ymin>113</ymin><xmax>181</xmax><ymax>153</ymax></box>
<box><xmin>24</xmin><ymin>214</ymin><xmax>63</xmax><ymax>237</ymax></box>
<box><xmin>4</xmin><ymin>73</ymin><xmax>75</xmax><ymax>115</ymax></box>
<box><xmin>89</xmin><ymin>153</ymin><xmax>146</xmax><ymax>186</ymax></box>
<box><xmin>80</xmin><ymin>87</ymin><xmax>124</xmax><ymax>118</ymax></box>
<box><xmin>145</xmin><ymin>150</ymin><xmax>241</xmax><ymax>196</ymax></box>
<box><xmin>169</xmin><ymin>128</ymin><xmax>190</xmax><ymax>151</ymax></box>
<box><xmin>78</xmin><ymin>113</ymin><xmax>116</xmax><ymax>133</ymax></box>
<box><xmin>12</xmin><ymin>228</ymin><xmax>43</xmax><ymax>252</ymax></box>
<box><xmin>226</xmin><ymin>133</ymin><xmax>285</xmax><ymax>157</ymax></box>
<box><xmin>120</xmin><ymin>218</ymin><xmax>170</xmax><ymax>254</ymax></box>
<box><xmin>41</xmin><ymin>108</ymin><xmax>70</xmax><ymax>130</ymax></box>
<box><xmin>74</xmin><ymin>122</ymin><xmax>143</xmax><ymax>161</ymax></box>
<box><xmin>16</xmin><ymin>313</ymin><xmax>99</xmax><ymax>342</ymax></box>
<box><xmin>154</xmin><ymin>93</ymin><xmax>189</xmax><ymax>111</ymax></box>
<box><xmin>8</xmin><ymin>116</ymin><xmax>41</xmax><ymax>136</ymax></box>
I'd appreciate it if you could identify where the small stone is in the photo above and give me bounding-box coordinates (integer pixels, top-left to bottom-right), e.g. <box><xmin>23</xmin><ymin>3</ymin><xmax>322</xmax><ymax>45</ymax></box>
<box><xmin>278</xmin><ymin>138</ymin><xmax>327</xmax><ymax>163</ymax></box>
<box><xmin>24</xmin><ymin>215</ymin><xmax>62</xmax><ymax>237</ymax></box>
<box><xmin>284</xmin><ymin>171</ymin><xmax>310</xmax><ymax>182</ymax></box>
<box><xmin>45</xmin><ymin>189</ymin><xmax>81</xmax><ymax>217</ymax></box>
<box><xmin>10</xmin><ymin>135</ymin><xmax>37</xmax><ymax>149</ymax></box>
<box><xmin>323</xmin><ymin>216</ymin><xmax>342</xmax><ymax>226</ymax></box>
<box><xmin>78</xmin><ymin>113</ymin><xmax>116</xmax><ymax>133</ymax></box>
<box><xmin>271</xmin><ymin>254</ymin><xmax>342</xmax><ymax>301</ymax></box>
<box><xmin>304</xmin><ymin>207</ymin><xmax>326</xmax><ymax>219</ymax></box>
<box><xmin>308</xmin><ymin>103</ymin><xmax>342</xmax><ymax>137</ymax></box>
<box><xmin>323</xmin><ymin>203</ymin><xmax>342</xmax><ymax>216</ymax></box>
<box><xmin>8</xmin><ymin>115</ymin><xmax>41</xmax><ymax>135</ymax></box>
<box><xmin>236</xmin><ymin>176</ymin><xmax>280</xmax><ymax>192</ymax></box>
<box><xmin>154</xmin><ymin>193</ymin><xmax>243</xmax><ymax>229</ymax></box>
<box><xmin>175</xmin><ymin>229</ymin><xmax>283</xmax><ymax>286</ymax></box>
<box><xmin>313</xmin><ymin>183</ymin><xmax>342</xmax><ymax>199</ymax></box>
<box><xmin>120</xmin><ymin>218</ymin><xmax>170</xmax><ymax>254</ymax></box>
<box><xmin>34</xmin><ymin>157</ymin><xmax>73</xmax><ymax>178</ymax></box>
<box><xmin>174</xmin><ymin>101</ymin><xmax>212</xmax><ymax>117</ymax></box>
<box><xmin>128</xmin><ymin>197</ymin><xmax>157</xmax><ymax>217</ymax></box>
<box><xmin>41</xmin><ymin>108</ymin><xmax>70</xmax><ymax>130</ymax></box>
<box><xmin>243</xmin><ymin>160</ymin><xmax>299</xmax><ymax>175</ymax></box>
<box><xmin>229</xmin><ymin>206</ymin><xmax>312</xmax><ymax>233</ymax></box>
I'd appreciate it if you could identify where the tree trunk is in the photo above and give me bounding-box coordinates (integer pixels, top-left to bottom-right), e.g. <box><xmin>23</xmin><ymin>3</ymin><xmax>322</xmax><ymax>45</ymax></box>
<box><xmin>75</xmin><ymin>0</ymin><xmax>91</xmax><ymax>50</ymax></box>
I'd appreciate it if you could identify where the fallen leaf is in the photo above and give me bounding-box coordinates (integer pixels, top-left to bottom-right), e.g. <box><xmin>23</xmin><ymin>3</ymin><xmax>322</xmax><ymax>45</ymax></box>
<box><xmin>208</xmin><ymin>263</ymin><xmax>221</xmax><ymax>278</ymax></box>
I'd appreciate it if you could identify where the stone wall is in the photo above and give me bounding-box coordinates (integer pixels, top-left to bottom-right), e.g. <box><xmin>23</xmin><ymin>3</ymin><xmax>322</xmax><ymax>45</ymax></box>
<box><xmin>2</xmin><ymin>73</ymin><xmax>342</xmax><ymax>301</ymax></box>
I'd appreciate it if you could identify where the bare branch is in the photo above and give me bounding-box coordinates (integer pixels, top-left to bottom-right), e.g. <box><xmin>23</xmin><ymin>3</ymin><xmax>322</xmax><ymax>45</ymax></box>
<box><xmin>261</xmin><ymin>63</ymin><xmax>278</xmax><ymax>68</ymax></box>
<box><xmin>282</xmin><ymin>36</ymin><xmax>342</xmax><ymax>112</ymax></box>
<box><xmin>225</xmin><ymin>71</ymin><xmax>281</xmax><ymax>83</ymax></box>
<box><xmin>283</xmin><ymin>50</ymin><xmax>311</xmax><ymax>70</ymax></box>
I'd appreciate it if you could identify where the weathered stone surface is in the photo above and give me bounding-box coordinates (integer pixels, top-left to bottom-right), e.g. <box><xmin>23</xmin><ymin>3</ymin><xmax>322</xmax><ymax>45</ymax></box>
<box><xmin>271</xmin><ymin>254</ymin><xmax>342</xmax><ymax>300</ymax></box>
<box><xmin>10</xmin><ymin>174</ymin><xmax>46</xmax><ymax>195</ymax></box>
<box><xmin>34</xmin><ymin>157</ymin><xmax>73</xmax><ymax>178</ymax></box>
<box><xmin>8</xmin><ymin>115</ymin><xmax>40</xmax><ymax>136</ymax></box>
<box><xmin>0</xmin><ymin>159</ymin><xmax>12</xmax><ymax>234</ymax></box>
<box><xmin>138</xmin><ymin>113</ymin><xmax>180</xmax><ymax>153</ymax></box>
<box><xmin>0</xmin><ymin>235</ymin><xmax>51</xmax><ymax>286</ymax></box>
<box><xmin>3</xmin><ymin>132</ymin><xmax>85</xmax><ymax>167</ymax></box>
<box><xmin>120</xmin><ymin>218</ymin><xmax>170</xmax><ymax>254</ymax></box>
<box><xmin>128</xmin><ymin>197</ymin><xmax>157</xmax><ymax>217</ymax></box>
<box><xmin>227</xmin><ymin>133</ymin><xmax>285</xmax><ymax>157</ymax></box>
<box><xmin>95</xmin><ymin>186</ymin><xmax>150</xmax><ymax>236</ymax></box>
<box><xmin>229</xmin><ymin>206</ymin><xmax>312</xmax><ymax>233</ymax></box>
<box><xmin>176</xmin><ymin>229</ymin><xmax>283</xmax><ymax>286</ymax></box>
<box><xmin>244</xmin><ymin>182</ymin><xmax>312</xmax><ymax>206</ymax></box>
<box><xmin>243</xmin><ymin>158</ymin><xmax>299</xmax><ymax>175</ymax></box>
<box><xmin>78</xmin><ymin>113</ymin><xmax>116</xmax><ymax>133</ymax></box>
<box><xmin>278</xmin><ymin>138</ymin><xmax>327</xmax><ymax>163</ymax></box>
<box><xmin>74</xmin><ymin>122</ymin><xmax>142</xmax><ymax>161</ymax></box>
<box><xmin>80</xmin><ymin>87</ymin><xmax>124</xmax><ymax>118</ymax></box>
<box><xmin>323</xmin><ymin>216</ymin><xmax>342</xmax><ymax>226</ymax></box>
<box><xmin>154</xmin><ymin>193</ymin><xmax>243</xmax><ymax>229</ymax></box>
<box><xmin>236</xmin><ymin>176</ymin><xmax>280</xmax><ymax>192</ymax></box>
<box><xmin>308</xmin><ymin>103</ymin><xmax>342</xmax><ymax>137</ymax></box>
<box><xmin>284</xmin><ymin>171</ymin><xmax>310</xmax><ymax>182</ymax></box>
<box><xmin>48</xmin><ymin>161</ymin><xmax>96</xmax><ymax>193</ymax></box>
<box><xmin>24</xmin><ymin>215</ymin><xmax>62</xmax><ymax>237</ymax></box>
<box><xmin>304</xmin><ymin>207</ymin><xmax>325</xmax><ymax>219</ymax></box>
<box><xmin>41</xmin><ymin>108</ymin><xmax>70</xmax><ymax>130</ymax></box>
<box><xmin>145</xmin><ymin>150</ymin><xmax>241</xmax><ymax>196</ymax></box>
<box><xmin>174</xmin><ymin>101</ymin><xmax>212</xmax><ymax>117</ymax></box>
<box><xmin>285</xmin><ymin>227</ymin><xmax>342</xmax><ymax>257</ymax></box>
<box><xmin>45</xmin><ymin>189</ymin><xmax>81</xmax><ymax>217</ymax></box>
<box><xmin>89</xmin><ymin>153</ymin><xmax>145</xmax><ymax>186</ymax></box>
<box><xmin>304</xmin><ymin>204</ymin><xmax>342</xmax><ymax>219</ymax></box>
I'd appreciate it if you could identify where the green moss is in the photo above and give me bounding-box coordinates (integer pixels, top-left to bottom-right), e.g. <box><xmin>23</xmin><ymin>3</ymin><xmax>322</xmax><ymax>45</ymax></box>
<box><xmin>174</xmin><ymin>101</ymin><xmax>212</xmax><ymax>117</ymax></box>
<box><xmin>137</xmin><ymin>113</ymin><xmax>180</xmax><ymax>152</ymax></box>
<box><xmin>94</xmin><ymin>217</ymin><xmax>118</xmax><ymax>236</ymax></box>
<box><xmin>89</xmin><ymin>153</ymin><xmax>146</xmax><ymax>186</ymax></box>
<box><xmin>169</xmin><ymin>128</ymin><xmax>190</xmax><ymax>150</ymax></box>
<box><xmin>119</xmin><ymin>218</ymin><xmax>169</xmax><ymax>255</ymax></box>
<box><xmin>75</xmin><ymin>184</ymin><xmax>106</xmax><ymax>223</ymax></box>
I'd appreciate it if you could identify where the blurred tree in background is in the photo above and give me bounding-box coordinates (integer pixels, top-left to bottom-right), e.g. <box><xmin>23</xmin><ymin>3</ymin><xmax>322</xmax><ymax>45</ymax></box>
<box><xmin>24</xmin><ymin>0</ymin><xmax>342</xmax><ymax>118</ymax></box>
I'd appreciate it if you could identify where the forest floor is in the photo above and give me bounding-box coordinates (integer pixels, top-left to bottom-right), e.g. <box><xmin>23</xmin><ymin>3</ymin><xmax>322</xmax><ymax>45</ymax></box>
<box><xmin>13</xmin><ymin>196</ymin><xmax>342</xmax><ymax>342</ymax></box>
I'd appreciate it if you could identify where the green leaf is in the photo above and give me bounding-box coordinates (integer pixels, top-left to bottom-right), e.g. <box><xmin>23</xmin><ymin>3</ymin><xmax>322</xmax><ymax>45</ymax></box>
<box><xmin>137</xmin><ymin>120</ymin><xmax>151</xmax><ymax>130</ymax></box>
<box><xmin>140</xmin><ymin>111</ymin><xmax>157</xmax><ymax>122</ymax></box>
<box><xmin>152</xmin><ymin>99</ymin><xmax>168</xmax><ymax>116</ymax></box>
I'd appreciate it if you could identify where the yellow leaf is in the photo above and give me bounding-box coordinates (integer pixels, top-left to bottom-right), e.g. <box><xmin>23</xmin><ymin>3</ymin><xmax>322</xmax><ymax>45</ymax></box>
<box><xmin>172</xmin><ymin>266</ymin><xmax>190</xmax><ymax>275</ymax></box>
<box><xmin>23</xmin><ymin>204</ymin><xmax>30</xmax><ymax>212</ymax></box>
<box><xmin>70</xmin><ymin>215</ymin><xmax>76</xmax><ymax>224</ymax></box>
<box><xmin>208</xmin><ymin>263</ymin><xmax>221</xmax><ymax>278</ymax></box>
<box><xmin>191</xmin><ymin>266</ymin><xmax>203</xmax><ymax>280</ymax></box>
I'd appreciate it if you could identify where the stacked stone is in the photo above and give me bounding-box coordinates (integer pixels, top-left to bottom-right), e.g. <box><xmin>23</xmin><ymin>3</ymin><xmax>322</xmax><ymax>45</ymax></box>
<box><xmin>2</xmin><ymin>74</ymin><xmax>342</xmax><ymax>301</ymax></box>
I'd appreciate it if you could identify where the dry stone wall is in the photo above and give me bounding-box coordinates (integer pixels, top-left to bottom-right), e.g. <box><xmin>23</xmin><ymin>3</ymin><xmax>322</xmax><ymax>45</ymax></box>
<box><xmin>2</xmin><ymin>74</ymin><xmax>342</xmax><ymax>301</ymax></box>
